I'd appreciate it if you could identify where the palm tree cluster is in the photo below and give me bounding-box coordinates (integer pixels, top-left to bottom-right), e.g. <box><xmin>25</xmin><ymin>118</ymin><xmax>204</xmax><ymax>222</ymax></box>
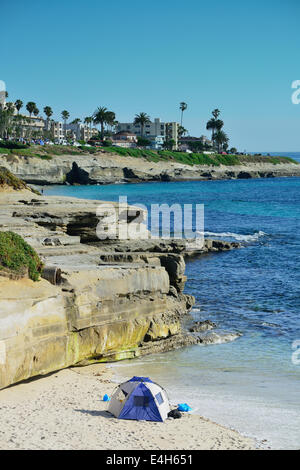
<box><xmin>93</xmin><ymin>107</ymin><xmax>117</xmax><ymax>140</ymax></box>
<box><xmin>206</xmin><ymin>109</ymin><xmax>229</xmax><ymax>152</ymax></box>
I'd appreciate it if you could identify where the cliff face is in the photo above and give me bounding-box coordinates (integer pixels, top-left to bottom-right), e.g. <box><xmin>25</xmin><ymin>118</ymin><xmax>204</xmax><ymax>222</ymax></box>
<box><xmin>1</xmin><ymin>152</ymin><xmax>300</xmax><ymax>185</ymax></box>
<box><xmin>0</xmin><ymin>190</ymin><xmax>195</xmax><ymax>389</ymax></box>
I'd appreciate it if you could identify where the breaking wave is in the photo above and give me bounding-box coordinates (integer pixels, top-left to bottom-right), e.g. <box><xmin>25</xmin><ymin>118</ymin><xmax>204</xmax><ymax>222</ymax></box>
<box><xmin>203</xmin><ymin>230</ymin><xmax>267</xmax><ymax>242</ymax></box>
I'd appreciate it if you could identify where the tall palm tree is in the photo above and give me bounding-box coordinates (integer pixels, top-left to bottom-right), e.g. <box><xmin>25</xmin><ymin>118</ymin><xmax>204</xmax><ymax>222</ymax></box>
<box><xmin>93</xmin><ymin>107</ymin><xmax>110</xmax><ymax>140</ymax></box>
<box><xmin>134</xmin><ymin>112</ymin><xmax>150</xmax><ymax>137</ymax></box>
<box><xmin>61</xmin><ymin>110</ymin><xmax>70</xmax><ymax>137</ymax></box>
<box><xmin>15</xmin><ymin>99</ymin><xmax>23</xmax><ymax>115</ymax></box>
<box><xmin>33</xmin><ymin>107</ymin><xmax>39</xmax><ymax>117</ymax></box>
<box><xmin>179</xmin><ymin>102</ymin><xmax>187</xmax><ymax>126</ymax></box>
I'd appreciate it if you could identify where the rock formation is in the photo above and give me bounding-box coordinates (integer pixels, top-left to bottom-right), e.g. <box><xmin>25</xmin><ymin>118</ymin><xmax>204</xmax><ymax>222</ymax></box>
<box><xmin>0</xmin><ymin>152</ymin><xmax>299</xmax><ymax>186</ymax></box>
<box><xmin>0</xmin><ymin>171</ymin><xmax>241</xmax><ymax>389</ymax></box>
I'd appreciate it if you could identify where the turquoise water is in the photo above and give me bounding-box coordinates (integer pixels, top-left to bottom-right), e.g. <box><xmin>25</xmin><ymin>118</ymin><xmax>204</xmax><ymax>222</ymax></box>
<box><xmin>44</xmin><ymin>160</ymin><xmax>300</xmax><ymax>449</ymax></box>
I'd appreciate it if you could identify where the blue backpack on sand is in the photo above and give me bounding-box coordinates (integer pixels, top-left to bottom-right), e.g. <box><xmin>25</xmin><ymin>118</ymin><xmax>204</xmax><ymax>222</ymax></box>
<box><xmin>177</xmin><ymin>403</ymin><xmax>192</xmax><ymax>412</ymax></box>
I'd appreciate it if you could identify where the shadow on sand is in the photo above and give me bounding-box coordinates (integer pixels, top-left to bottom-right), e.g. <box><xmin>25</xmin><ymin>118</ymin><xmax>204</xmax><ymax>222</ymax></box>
<box><xmin>74</xmin><ymin>409</ymin><xmax>114</xmax><ymax>418</ymax></box>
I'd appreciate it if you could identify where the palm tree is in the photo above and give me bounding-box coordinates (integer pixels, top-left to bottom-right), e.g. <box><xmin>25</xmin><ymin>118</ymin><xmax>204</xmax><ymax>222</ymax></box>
<box><xmin>178</xmin><ymin>125</ymin><xmax>188</xmax><ymax>139</ymax></box>
<box><xmin>26</xmin><ymin>101</ymin><xmax>36</xmax><ymax>118</ymax></box>
<box><xmin>43</xmin><ymin>106</ymin><xmax>53</xmax><ymax>134</ymax></box>
<box><xmin>179</xmin><ymin>102</ymin><xmax>187</xmax><ymax>126</ymax></box>
<box><xmin>212</xmin><ymin>108</ymin><xmax>220</xmax><ymax>120</ymax></box>
<box><xmin>61</xmin><ymin>110</ymin><xmax>70</xmax><ymax>137</ymax></box>
<box><xmin>214</xmin><ymin>130</ymin><xmax>228</xmax><ymax>153</ymax></box>
<box><xmin>26</xmin><ymin>102</ymin><xmax>37</xmax><ymax>138</ymax></box>
<box><xmin>33</xmin><ymin>107</ymin><xmax>39</xmax><ymax>117</ymax></box>
<box><xmin>206</xmin><ymin>118</ymin><xmax>217</xmax><ymax>143</ymax></box>
<box><xmin>2</xmin><ymin>103</ymin><xmax>15</xmax><ymax>139</ymax></box>
<box><xmin>134</xmin><ymin>112</ymin><xmax>150</xmax><ymax>137</ymax></box>
<box><xmin>93</xmin><ymin>107</ymin><xmax>110</xmax><ymax>140</ymax></box>
<box><xmin>215</xmin><ymin>119</ymin><xmax>224</xmax><ymax>132</ymax></box>
<box><xmin>44</xmin><ymin>106</ymin><xmax>53</xmax><ymax>120</ymax></box>
<box><xmin>15</xmin><ymin>99</ymin><xmax>23</xmax><ymax>114</ymax></box>
<box><xmin>105</xmin><ymin>111</ymin><xmax>116</xmax><ymax>134</ymax></box>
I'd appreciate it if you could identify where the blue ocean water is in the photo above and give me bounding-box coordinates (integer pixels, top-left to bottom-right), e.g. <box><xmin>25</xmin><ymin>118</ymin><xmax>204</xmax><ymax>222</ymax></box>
<box><xmin>44</xmin><ymin>154</ymin><xmax>300</xmax><ymax>449</ymax></box>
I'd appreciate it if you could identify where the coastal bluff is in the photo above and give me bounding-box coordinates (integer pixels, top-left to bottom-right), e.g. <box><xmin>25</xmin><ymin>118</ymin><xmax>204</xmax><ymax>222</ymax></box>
<box><xmin>1</xmin><ymin>151</ymin><xmax>300</xmax><ymax>185</ymax></box>
<box><xmin>0</xmin><ymin>174</ymin><xmax>240</xmax><ymax>390</ymax></box>
<box><xmin>0</xmin><ymin>188</ymin><xmax>197</xmax><ymax>390</ymax></box>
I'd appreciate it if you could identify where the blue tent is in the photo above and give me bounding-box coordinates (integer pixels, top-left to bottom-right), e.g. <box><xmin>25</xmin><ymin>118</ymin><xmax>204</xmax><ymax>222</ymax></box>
<box><xmin>108</xmin><ymin>376</ymin><xmax>170</xmax><ymax>422</ymax></box>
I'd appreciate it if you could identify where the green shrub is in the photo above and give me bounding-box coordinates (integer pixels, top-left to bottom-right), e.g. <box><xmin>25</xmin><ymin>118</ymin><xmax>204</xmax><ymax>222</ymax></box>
<box><xmin>0</xmin><ymin>141</ymin><xmax>29</xmax><ymax>150</ymax></box>
<box><xmin>0</xmin><ymin>231</ymin><xmax>43</xmax><ymax>281</ymax></box>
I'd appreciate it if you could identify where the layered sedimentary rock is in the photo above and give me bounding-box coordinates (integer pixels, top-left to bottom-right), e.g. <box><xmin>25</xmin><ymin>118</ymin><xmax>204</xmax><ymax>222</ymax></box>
<box><xmin>0</xmin><ymin>190</ymin><xmax>196</xmax><ymax>389</ymax></box>
<box><xmin>0</xmin><ymin>152</ymin><xmax>299</xmax><ymax>186</ymax></box>
<box><xmin>0</xmin><ymin>184</ymin><xmax>243</xmax><ymax>389</ymax></box>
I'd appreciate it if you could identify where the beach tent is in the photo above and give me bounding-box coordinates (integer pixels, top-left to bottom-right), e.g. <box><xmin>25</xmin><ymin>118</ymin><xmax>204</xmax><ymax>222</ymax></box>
<box><xmin>108</xmin><ymin>376</ymin><xmax>170</xmax><ymax>422</ymax></box>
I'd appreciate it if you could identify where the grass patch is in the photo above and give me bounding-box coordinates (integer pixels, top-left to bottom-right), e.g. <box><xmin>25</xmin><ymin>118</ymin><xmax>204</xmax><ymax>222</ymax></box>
<box><xmin>0</xmin><ymin>231</ymin><xmax>43</xmax><ymax>281</ymax></box>
<box><xmin>101</xmin><ymin>147</ymin><xmax>299</xmax><ymax>166</ymax></box>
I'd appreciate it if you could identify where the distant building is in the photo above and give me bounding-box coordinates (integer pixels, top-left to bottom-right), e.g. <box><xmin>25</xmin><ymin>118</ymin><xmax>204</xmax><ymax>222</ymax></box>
<box><xmin>179</xmin><ymin>135</ymin><xmax>212</xmax><ymax>151</ymax></box>
<box><xmin>14</xmin><ymin>115</ymin><xmax>46</xmax><ymax>138</ymax></box>
<box><xmin>116</xmin><ymin>118</ymin><xmax>179</xmax><ymax>149</ymax></box>
<box><xmin>66</xmin><ymin>122</ymin><xmax>98</xmax><ymax>141</ymax></box>
<box><xmin>111</xmin><ymin>130</ymin><xmax>138</xmax><ymax>148</ymax></box>
<box><xmin>112</xmin><ymin>131</ymin><xmax>137</xmax><ymax>142</ymax></box>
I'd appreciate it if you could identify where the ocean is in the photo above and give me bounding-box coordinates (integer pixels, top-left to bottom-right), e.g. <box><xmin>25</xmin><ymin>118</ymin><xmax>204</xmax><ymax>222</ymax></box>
<box><xmin>43</xmin><ymin>152</ymin><xmax>300</xmax><ymax>449</ymax></box>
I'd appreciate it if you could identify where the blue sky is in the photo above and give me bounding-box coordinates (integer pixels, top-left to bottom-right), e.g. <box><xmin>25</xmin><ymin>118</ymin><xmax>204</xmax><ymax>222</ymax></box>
<box><xmin>1</xmin><ymin>0</ymin><xmax>300</xmax><ymax>151</ymax></box>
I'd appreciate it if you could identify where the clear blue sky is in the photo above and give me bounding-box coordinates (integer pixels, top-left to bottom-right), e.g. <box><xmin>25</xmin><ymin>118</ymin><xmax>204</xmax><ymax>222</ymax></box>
<box><xmin>1</xmin><ymin>0</ymin><xmax>300</xmax><ymax>151</ymax></box>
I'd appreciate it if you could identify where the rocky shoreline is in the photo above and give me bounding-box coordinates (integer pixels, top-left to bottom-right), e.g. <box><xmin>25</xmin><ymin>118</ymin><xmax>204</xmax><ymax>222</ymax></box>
<box><xmin>1</xmin><ymin>151</ymin><xmax>300</xmax><ymax>185</ymax></box>
<box><xmin>0</xmin><ymin>186</ymin><xmax>239</xmax><ymax>390</ymax></box>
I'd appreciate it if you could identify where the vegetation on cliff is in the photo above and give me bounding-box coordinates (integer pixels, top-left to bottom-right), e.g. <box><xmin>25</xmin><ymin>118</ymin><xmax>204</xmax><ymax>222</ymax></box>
<box><xmin>0</xmin><ymin>166</ymin><xmax>40</xmax><ymax>194</ymax></box>
<box><xmin>100</xmin><ymin>147</ymin><xmax>298</xmax><ymax>166</ymax></box>
<box><xmin>0</xmin><ymin>166</ymin><xmax>30</xmax><ymax>190</ymax></box>
<box><xmin>0</xmin><ymin>142</ymin><xmax>298</xmax><ymax>166</ymax></box>
<box><xmin>0</xmin><ymin>231</ymin><xmax>43</xmax><ymax>281</ymax></box>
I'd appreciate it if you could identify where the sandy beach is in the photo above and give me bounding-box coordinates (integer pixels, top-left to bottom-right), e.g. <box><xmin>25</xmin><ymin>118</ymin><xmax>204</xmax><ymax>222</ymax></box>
<box><xmin>0</xmin><ymin>364</ymin><xmax>254</xmax><ymax>450</ymax></box>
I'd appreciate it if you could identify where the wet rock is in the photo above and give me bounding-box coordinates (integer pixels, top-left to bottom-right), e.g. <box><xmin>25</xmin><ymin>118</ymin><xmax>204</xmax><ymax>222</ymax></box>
<box><xmin>189</xmin><ymin>320</ymin><xmax>217</xmax><ymax>332</ymax></box>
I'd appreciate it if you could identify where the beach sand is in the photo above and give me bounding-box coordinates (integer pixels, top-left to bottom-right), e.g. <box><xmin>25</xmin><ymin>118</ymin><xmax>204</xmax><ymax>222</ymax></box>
<box><xmin>0</xmin><ymin>364</ymin><xmax>255</xmax><ymax>450</ymax></box>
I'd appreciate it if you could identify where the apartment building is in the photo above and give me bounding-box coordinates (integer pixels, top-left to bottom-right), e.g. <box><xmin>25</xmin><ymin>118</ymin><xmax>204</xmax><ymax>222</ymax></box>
<box><xmin>116</xmin><ymin>118</ymin><xmax>179</xmax><ymax>149</ymax></box>
<box><xmin>66</xmin><ymin>122</ymin><xmax>98</xmax><ymax>141</ymax></box>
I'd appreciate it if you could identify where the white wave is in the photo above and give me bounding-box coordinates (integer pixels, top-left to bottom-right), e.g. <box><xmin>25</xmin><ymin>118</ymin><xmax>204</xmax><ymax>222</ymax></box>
<box><xmin>201</xmin><ymin>230</ymin><xmax>267</xmax><ymax>242</ymax></box>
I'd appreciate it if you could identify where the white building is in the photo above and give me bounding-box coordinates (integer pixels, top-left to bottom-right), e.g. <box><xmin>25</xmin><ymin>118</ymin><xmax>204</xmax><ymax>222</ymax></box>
<box><xmin>116</xmin><ymin>118</ymin><xmax>179</xmax><ymax>149</ymax></box>
<box><xmin>66</xmin><ymin>122</ymin><xmax>98</xmax><ymax>141</ymax></box>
